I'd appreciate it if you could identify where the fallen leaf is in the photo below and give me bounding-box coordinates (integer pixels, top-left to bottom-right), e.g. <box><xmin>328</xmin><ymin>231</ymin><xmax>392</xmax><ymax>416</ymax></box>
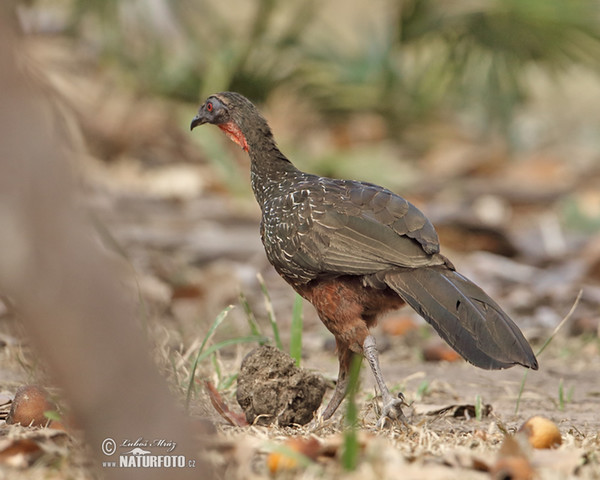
<box><xmin>491</xmin><ymin>455</ymin><xmax>535</xmax><ymax>480</ymax></box>
<box><xmin>267</xmin><ymin>437</ymin><xmax>321</xmax><ymax>474</ymax></box>
<box><xmin>417</xmin><ymin>403</ymin><xmax>492</xmax><ymax>419</ymax></box>
<box><xmin>490</xmin><ymin>435</ymin><xmax>536</xmax><ymax>480</ymax></box>
<box><xmin>0</xmin><ymin>438</ymin><xmax>43</xmax><ymax>468</ymax></box>
<box><xmin>204</xmin><ymin>381</ymin><xmax>248</xmax><ymax>427</ymax></box>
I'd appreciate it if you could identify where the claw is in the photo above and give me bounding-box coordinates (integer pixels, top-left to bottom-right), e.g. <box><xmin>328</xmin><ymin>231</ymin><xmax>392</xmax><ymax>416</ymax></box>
<box><xmin>306</xmin><ymin>410</ymin><xmax>333</xmax><ymax>433</ymax></box>
<box><xmin>376</xmin><ymin>393</ymin><xmax>409</xmax><ymax>428</ymax></box>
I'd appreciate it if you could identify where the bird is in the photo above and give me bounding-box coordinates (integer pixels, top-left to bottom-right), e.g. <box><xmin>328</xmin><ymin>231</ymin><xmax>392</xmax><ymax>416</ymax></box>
<box><xmin>190</xmin><ymin>91</ymin><xmax>538</xmax><ymax>427</ymax></box>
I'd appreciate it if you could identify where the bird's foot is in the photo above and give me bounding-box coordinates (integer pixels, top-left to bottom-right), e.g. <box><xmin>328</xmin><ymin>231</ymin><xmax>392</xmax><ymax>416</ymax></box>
<box><xmin>376</xmin><ymin>392</ymin><xmax>409</xmax><ymax>429</ymax></box>
<box><xmin>305</xmin><ymin>410</ymin><xmax>334</xmax><ymax>433</ymax></box>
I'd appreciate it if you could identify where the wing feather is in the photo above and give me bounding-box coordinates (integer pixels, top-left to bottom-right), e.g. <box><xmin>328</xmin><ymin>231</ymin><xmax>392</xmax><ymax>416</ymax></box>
<box><xmin>261</xmin><ymin>177</ymin><xmax>445</xmax><ymax>281</ymax></box>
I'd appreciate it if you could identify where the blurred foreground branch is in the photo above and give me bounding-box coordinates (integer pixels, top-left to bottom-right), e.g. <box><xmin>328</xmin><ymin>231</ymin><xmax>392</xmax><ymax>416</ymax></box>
<box><xmin>0</xmin><ymin>8</ymin><xmax>214</xmax><ymax>480</ymax></box>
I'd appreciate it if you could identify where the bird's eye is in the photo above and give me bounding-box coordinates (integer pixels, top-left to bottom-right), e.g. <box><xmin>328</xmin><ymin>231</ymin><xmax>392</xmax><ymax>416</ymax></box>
<box><xmin>206</xmin><ymin>102</ymin><xmax>213</xmax><ymax>112</ymax></box>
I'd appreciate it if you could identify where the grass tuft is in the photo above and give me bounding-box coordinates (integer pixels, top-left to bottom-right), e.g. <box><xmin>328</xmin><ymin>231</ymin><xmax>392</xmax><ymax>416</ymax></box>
<box><xmin>239</xmin><ymin>290</ymin><xmax>266</xmax><ymax>343</ymax></box>
<box><xmin>185</xmin><ymin>305</ymin><xmax>269</xmax><ymax>411</ymax></box>
<box><xmin>257</xmin><ymin>273</ymin><xmax>283</xmax><ymax>350</ymax></box>
<box><xmin>186</xmin><ymin>305</ymin><xmax>233</xmax><ymax>410</ymax></box>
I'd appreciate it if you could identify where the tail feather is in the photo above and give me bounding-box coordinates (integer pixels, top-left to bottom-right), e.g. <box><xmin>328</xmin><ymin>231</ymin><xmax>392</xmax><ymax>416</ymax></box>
<box><xmin>384</xmin><ymin>267</ymin><xmax>538</xmax><ymax>370</ymax></box>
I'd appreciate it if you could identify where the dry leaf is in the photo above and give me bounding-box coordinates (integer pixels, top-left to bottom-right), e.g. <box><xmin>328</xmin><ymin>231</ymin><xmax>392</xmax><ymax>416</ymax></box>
<box><xmin>416</xmin><ymin>403</ymin><xmax>492</xmax><ymax>419</ymax></box>
<box><xmin>0</xmin><ymin>438</ymin><xmax>43</xmax><ymax>468</ymax></box>
<box><xmin>491</xmin><ymin>456</ymin><xmax>535</xmax><ymax>480</ymax></box>
<box><xmin>491</xmin><ymin>435</ymin><xmax>536</xmax><ymax>480</ymax></box>
<box><xmin>267</xmin><ymin>437</ymin><xmax>321</xmax><ymax>473</ymax></box>
<box><xmin>204</xmin><ymin>381</ymin><xmax>248</xmax><ymax>427</ymax></box>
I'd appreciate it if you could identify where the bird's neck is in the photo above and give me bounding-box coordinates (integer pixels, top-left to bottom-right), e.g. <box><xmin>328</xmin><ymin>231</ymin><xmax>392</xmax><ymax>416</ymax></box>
<box><xmin>241</xmin><ymin>122</ymin><xmax>300</xmax><ymax>207</ymax></box>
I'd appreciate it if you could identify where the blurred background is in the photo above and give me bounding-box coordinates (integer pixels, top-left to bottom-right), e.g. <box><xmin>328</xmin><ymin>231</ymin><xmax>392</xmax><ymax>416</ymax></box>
<box><xmin>9</xmin><ymin>0</ymin><xmax>600</xmax><ymax>403</ymax></box>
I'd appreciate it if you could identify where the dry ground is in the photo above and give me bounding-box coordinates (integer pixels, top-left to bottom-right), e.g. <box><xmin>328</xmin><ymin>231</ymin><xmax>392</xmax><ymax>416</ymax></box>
<box><xmin>1</xmin><ymin>180</ymin><xmax>598</xmax><ymax>479</ymax></box>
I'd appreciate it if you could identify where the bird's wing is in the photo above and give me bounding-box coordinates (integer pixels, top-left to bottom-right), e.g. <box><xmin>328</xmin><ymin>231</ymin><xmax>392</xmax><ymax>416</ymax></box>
<box><xmin>267</xmin><ymin>178</ymin><xmax>445</xmax><ymax>280</ymax></box>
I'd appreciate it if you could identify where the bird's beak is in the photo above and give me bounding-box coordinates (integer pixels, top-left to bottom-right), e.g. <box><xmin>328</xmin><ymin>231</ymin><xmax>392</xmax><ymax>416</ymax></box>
<box><xmin>190</xmin><ymin>112</ymin><xmax>208</xmax><ymax>131</ymax></box>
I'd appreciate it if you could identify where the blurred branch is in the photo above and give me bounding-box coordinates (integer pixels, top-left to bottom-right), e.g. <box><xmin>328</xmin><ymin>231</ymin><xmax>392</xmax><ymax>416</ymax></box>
<box><xmin>0</xmin><ymin>8</ymin><xmax>215</xmax><ymax>479</ymax></box>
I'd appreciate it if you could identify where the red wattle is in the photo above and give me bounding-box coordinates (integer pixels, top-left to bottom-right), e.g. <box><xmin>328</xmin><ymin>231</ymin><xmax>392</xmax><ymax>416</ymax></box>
<box><xmin>218</xmin><ymin>122</ymin><xmax>249</xmax><ymax>152</ymax></box>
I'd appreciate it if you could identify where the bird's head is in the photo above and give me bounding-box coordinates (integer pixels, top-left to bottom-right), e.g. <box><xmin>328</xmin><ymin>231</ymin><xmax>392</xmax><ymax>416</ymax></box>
<box><xmin>191</xmin><ymin>92</ymin><xmax>270</xmax><ymax>153</ymax></box>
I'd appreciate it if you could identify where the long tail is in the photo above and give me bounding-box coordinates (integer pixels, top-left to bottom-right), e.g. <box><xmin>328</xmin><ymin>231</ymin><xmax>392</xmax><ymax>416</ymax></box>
<box><xmin>384</xmin><ymin>267</ymin><xmax>538</xmax><ymax>370</ymax></box>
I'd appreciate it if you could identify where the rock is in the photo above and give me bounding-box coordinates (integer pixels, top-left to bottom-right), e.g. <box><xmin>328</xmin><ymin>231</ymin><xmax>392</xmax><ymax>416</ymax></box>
<box><xmin>236</xmin><ymin>346</ymin><xmax>326</xmax><ymax>426</ymax></box>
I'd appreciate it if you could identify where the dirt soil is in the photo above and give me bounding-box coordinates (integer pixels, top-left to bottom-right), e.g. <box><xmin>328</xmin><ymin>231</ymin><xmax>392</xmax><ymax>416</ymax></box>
<box><xmin>236</xmin><ymin>345</ymin><xmax>326</xmax><ymax>426</ymax></box>
<box><xmin>110</xmin><ymin>182</ymin><xmax>600</xmax><ymax>479</ymax></box>
<box><xmin>1</xmin><ymin>167</ymin><xmax>599</xmax><ymax>479</ymax></box>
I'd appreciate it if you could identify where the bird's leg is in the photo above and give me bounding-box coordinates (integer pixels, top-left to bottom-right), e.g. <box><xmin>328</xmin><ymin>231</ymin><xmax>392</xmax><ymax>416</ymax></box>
<box><xmin>363</xmin><ymin>335</ymin><xmax>408</xmax><ymax>427</ymax></box>
<box><xmin>321</xmin><ymin>344</ymin><xmax>353</xmax><ymax>420</ymax></box>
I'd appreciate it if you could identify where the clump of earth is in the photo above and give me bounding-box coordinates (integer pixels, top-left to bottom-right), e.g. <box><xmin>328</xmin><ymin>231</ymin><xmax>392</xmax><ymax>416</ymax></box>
<box><xmin>236</xmin><ymin>345</ymin><xmax>327</xmax><ymax>426</ymax></box>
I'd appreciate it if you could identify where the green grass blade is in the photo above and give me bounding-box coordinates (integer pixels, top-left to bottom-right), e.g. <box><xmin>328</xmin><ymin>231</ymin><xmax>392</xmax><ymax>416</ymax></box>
<box><xmin>257</xmin><ymin>273</ymin><xmax>283</xmax><ymax>350</ymax></box>
<box><xmin>185</xmin><ymin>305</ymin><xmax>233</xmax><ymax>409</ymax></box>
<box><xmin>239</xmin><ymin>291</ymin><xmax>263</xmax><ymax>339</ymax></box>
<box><xmin>195</xmin><ymin>335</ymin><xmax>268</xmax><ymax>365</ymax></box>
<box><xmin>218</xmin><ymin>373</ymin><xmax>238</xmax><ymax>391</ymax></box>
<box><xmin>186</xmin><ymin>334</ymin><xmax>267</xmax><ymax>410</ymax></box>
<box><xmin>537</xmin><ymin>289</ymin><xmax>582</xmax><ymax>357</ymax></box>
<box><xmin>515</xmin><ymin>370</ymin><xmax>529</xmax><ymax>415</ymax></box>
<box><xmin>200</xmin><ymin>305</ymin><xmax>234</xmax><ymax>358</ymax></box>
<box><xmin>558</xmin><ymin>378</ymin><xmax>565</xmax><ymax>411</ymax></box>
<box><xmin>290</xmin><ymin>293</ymin><xmax>303</xmax><ymax>366</ymax></box>
<box><xmin>342</xmin><ymin>354</ymin><xmax>362</xmax><ymax>471</ymax></box>
<box><xmin>515</xmin><ymin>289</ymin><xmax>582</xmax><ymax>414</ymax></box>
<box><xmin>567</xmin><ymin>385</ymin><xmax>575</xmax><ymax>403</ymax></box>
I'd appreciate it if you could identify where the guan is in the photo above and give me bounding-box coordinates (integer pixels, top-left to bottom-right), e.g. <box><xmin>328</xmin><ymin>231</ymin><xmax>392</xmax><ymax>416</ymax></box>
<box><xmin>191</xmin><ymin>92</ymin><xmax>538</xmax><ymax>426</ymax></box>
